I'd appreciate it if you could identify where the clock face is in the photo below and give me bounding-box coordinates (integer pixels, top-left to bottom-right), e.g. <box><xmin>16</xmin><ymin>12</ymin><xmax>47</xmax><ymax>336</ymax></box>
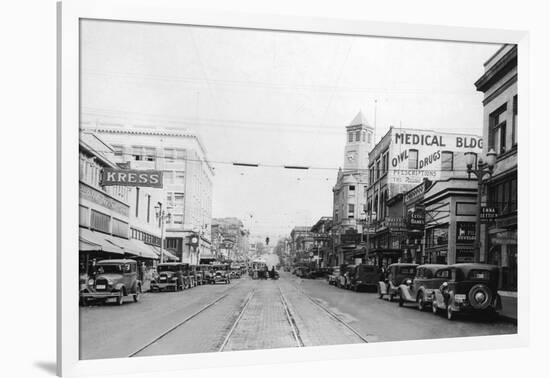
<box><xmin>347</xmin><ymin>152</ymin><xmax>356</xmax><ymax>161</ymax></box>
<box><xmin>191</xmin><ymin>237</ymin><xmax>198</xmax><ymax>243</ymax></box>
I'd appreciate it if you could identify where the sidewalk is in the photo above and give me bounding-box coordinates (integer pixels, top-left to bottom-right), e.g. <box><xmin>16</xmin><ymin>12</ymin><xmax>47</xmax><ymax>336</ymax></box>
<box><xmin>498</xmin><ymin>291</ymin><xmax>517</xmax><ymax>323</ymax></box>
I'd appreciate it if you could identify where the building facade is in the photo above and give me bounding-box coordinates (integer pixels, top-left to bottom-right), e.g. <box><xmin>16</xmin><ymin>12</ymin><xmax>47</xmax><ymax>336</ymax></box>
<box><xmin>81</xmin><ymin>120</ymin><xmax>214</xmax><ymax>265</ymax></box>
<box><xmin>211</xmin><ymin>218</ymin><xmax>250</xmax><ymax>262</ymax></box>
<box><xmin>79</xmin><ymin>132</ymin><xmax>165</xmax><ymax>277</ymax></box>
<box><xmin>309</xmin><ymin>217</ymin><xmax>333</xmax><ymax>268</ymax></box>
<box><xmin>475</xmin><ymin>44</ymin><xmax>518</xmax><ymax>291</ymax></box>
<box><xmin>332</xmin><ymin>112</ymin><xmax>375</xmax><ymax>265</ymax></box>
<box><xmin>366</xmin><ymin>127</ymin><xmax>483</xmax><ymax>267</ymax></box>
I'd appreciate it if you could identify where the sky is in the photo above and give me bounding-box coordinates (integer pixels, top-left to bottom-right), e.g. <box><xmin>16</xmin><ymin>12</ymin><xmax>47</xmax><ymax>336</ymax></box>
<box><xmin>80</xmin><ymin>19</ymin><xmax>499</xmax><ymax>240</ymax></box>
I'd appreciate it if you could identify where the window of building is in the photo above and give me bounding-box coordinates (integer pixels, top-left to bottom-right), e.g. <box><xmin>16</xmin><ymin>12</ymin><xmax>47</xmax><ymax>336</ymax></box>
<box><xmin>367</xmin><ymin>132</ymin><xmax>372</xmax><ymax>144</ymax></box>
<box><xmin>441</xmin><ymin>151</ymin><xmax>454</xmax><ymax>171</ymax></box>
<box><xmin>172</xmin><ymin>214</ymin><xmax>184</xmax><ymax>224</ymax></box>
<box><xmin>111</xmin><ymin>145</ymin><xmax>123</xmax><ymax>157</ymax></box>
<box><xmin>133</xmin><ymin>146</ymin><xmax>156</xmax><ymax>161</ymax></box>
<box><xmin>362</xmin><ymin>131</ymin><xmax>366</xmax><ymax>142</ymax></box>
<box><xmin>355</xmin><ymin>131</ymin><xmax>361</xmax><ymax>142</ymax></box>
<box><xmin>373</xmin><ymin>194</ymin><xmax>379</xmax><ymax>219</ymax></box>
<box><xmin>91</xmin><ymin>210</ymin><xmax>110</xmax><ymax>234</ymax></box>
<box><xmin>174</xmin><ymin>192</ymin><xmax>184</xmax><ymax>207</ymax></box>
<box><xmin>112</xmin><ymin>218</ymin><xmax>129</xmax><ymax>238</ymax></box>
<box><xmin>376</xmin><ymin>159</ymin><xmax>380</xmax><ymax>180</ymax></box>
<box><xmin>369</xmin><ymin>165</ymin><xmax>374</xmax><ymax>183</ymax></box>
<box><xmin>348</xmin><ymin>204</ymin><xmax>355</xmax><ymax>218</ymax></box>
<box><xmin>79</xmin><ymin>205</ymin><xmax>89</xmax><ymax>227</ymax></box>
<box><xmin>349</xmin><ymin>185</ymin><xmax>355</xmax><ymax>192</ymax></box>
<box><xmin>489</xmin><ymin>104</ymin><xmax>507</xmax><ymax>154</ymax></box>
<box><xmin>348</xmin><ymin>132</ymin><xmax>353</xmax><ymax>143</ymax></box>
<box><xmin>381</xmin><ymin>151</ymin><xmax>389</xmax><ymax>175</ymax></box>
<box><xmin>513</xmin><ymin>96</ymin><xmax>518</xmax><ymax>146</ymax></box>
<box><xmin>408</xmin><ymin>149</ymin><xmax>419</xmax><ymax>169</ymax></box>
<box><xmin>489</xmin><ymin>176</ymin><xmax>517</xmax><ymax>215</ymax></box>
<box><xmin>425</xmin><ymin>225</ymin><xmax>449</xmax><ymax>248</ymax></box>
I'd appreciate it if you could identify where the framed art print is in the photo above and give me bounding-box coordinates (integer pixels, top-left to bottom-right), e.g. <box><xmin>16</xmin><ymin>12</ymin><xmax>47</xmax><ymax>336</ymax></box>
<box><xmin>57</xmin><ymin>0</ymin><xmax>529</xmax><ymax>376</ymax></box>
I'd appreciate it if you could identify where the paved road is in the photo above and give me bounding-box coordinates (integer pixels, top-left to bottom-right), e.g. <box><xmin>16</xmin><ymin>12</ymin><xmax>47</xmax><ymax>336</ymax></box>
<box><xmin>79</xmin><ymin>272</ymin><xmax>517</xmax><ymax>360</ymax></box>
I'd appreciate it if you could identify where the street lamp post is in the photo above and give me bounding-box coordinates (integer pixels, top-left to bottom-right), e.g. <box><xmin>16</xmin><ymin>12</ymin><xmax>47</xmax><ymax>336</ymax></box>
<box><xmin>465</xmin><ymin>149</ymin><xmax>497</xmax><ymax>263</ymax></box>
<box><xmin>155</xmin><ymin>205</ymin><xmax>171</xmax><ymax>264</ymax></box>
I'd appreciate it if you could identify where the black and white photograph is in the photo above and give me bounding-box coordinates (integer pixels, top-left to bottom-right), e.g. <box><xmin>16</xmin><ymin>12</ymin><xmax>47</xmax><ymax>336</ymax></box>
<box><xmin>76</xmin><ymin>18</ymin><xmax>519</xmax><ymax>361</ymax></box>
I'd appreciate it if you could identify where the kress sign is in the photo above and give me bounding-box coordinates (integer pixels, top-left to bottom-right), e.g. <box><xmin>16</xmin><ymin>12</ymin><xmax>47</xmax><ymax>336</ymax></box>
<box><xmin>101</xmin><ymin>168</ymin><xmax>163</xmax><ymax>188</ymax></box>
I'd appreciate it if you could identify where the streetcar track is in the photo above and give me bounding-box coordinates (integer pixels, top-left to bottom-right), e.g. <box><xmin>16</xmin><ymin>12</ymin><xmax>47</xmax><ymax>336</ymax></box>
<box><xmin>288</xmin><ymin>280</ymin><xmax>370</xmax><ymax>343</ymax></box>
<box><xmin>218</xmin><ymin>289</ymin><xmax>255</xmax><ymax>352</ymax></box>
<box><xmin>129</xmin><ymin>279</ymin><xmax>244</xmax><ymax>357</ymax></box>
<box><xmin>278</xmin><ymin>285</ymin><xmax>304</xmax><ymax>347</ymax></box>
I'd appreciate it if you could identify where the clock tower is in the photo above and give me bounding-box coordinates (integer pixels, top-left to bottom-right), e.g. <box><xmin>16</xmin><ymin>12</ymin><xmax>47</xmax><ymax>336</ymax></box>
<box><xmin>343</xmin><ymin>111</ymin><xmax>374</xmax><ymax>171</ymax></box>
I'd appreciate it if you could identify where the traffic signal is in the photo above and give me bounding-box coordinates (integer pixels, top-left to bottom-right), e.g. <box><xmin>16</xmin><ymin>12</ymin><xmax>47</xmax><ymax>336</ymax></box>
<box><xmin>265</xmin><ymin>237</ymin><xmax>270</xmax><ymax>245</ymax></box>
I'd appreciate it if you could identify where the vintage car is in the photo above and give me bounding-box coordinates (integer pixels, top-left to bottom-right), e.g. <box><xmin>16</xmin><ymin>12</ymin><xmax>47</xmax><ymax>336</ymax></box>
<box><xmin>80</xmin><ymin>259</ymin><xmax>142</xmax><ymax>305</ymax></box>
<box><xmin>211</xmin><ymin>269</ymin><xmax>231</xmax><ymax>284</ymax></box>
<box><xmin>190</xmin><ymin>265</ymin><xmax>203</xmax><ymax>286</ymax></box>
<box><xmin>150</xmin><ymin>263</ymin><xmax>191</xmax><ymax>292</ymax></box>
<box><xmin>327</xmin><ymin>266</ymin><xmax>340</xmax><ymax>285</ymax></box>
<box><xmin>431</xmin><ymin>263</ymin><xmax>502</xmax><ymax>320</ymax></box>
<box><xmin>349</xmin><ymin>264</ymin><xmax>380</xmax><ymax>292</ymax></box>
<box><xmin>378</xmin><ymin>263</ymin><xmax>418</xmax><ymax>301</ymax></box>
<box><xmin>397</xmin><ymin>264</ymin><xmax>447</xmax><ymax>309</ymax></box>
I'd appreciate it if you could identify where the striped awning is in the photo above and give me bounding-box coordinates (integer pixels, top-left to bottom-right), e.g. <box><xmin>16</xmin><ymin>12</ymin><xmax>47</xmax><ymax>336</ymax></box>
<box><xmin>79</xmin><ymin>228</ymin><xmax>124</xmax><ymax>255</ymax></box>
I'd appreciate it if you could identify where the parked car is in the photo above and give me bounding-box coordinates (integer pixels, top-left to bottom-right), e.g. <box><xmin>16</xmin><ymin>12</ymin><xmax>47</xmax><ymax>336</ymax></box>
<box><xmin>378</xmin><ymin>263</ymin><xmax>418</xmax><ymax>301</ymax></box>
<box><xmin>211</xmin><ymin>269</ymin><xmax>231</xmax><ymax>284</ymax></box>
<box><xmin>431</xmin><ymin>263</ymin><xmax>502</xmax><ymax>320</ymax></box>
<box><xmin>151</xmin><ymin>262</ymin><xmax>190</xmax><ymax>292</ymax></box>
<box><xmin>327</xmin><ymin>266</ymin><xmax>340</xmax><ymax>285</ymax></box>
<box><xmin>349</xmin><ymin>264</ymin><xmax>380</xmax><ymax>292</ymax></box>
<box><xmin>190</xmin><ymin>265</ymin><xmax>203</xmax><ymax>286</ymax></box>
<box><xmin>80</xmin><ymin>259</ymin><xmax>142</xmax><ymax>305</ymax></box>
<box><xmin>397</xmin><ymin>264</ymin><xmax>447</xmax><ymax>309</ymax></box>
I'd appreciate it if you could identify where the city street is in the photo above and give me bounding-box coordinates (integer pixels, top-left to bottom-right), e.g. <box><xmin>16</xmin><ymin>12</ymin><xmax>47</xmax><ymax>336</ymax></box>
<box><xmin>80</xmin><ymin>272</ymin><xmax>517</xmax><ymax>360</ymax></box>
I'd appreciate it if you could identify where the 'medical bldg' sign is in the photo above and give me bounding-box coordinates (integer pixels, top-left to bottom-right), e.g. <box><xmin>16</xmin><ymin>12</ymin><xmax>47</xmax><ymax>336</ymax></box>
<box><xmin>388</xmin><ymin>128</ymin><xmax>482</xmax><ymax>187</ymax></box>
<box><xmin>101</xmin><ymin>168</ymin><xmax>163</xmax><ymax>188</ymax></box>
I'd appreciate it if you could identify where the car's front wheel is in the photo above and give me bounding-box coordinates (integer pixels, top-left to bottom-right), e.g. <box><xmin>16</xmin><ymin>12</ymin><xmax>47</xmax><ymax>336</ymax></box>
<box><xmin>417</xmin><ymin>295</ymin><xmax>425</xmax><ymax>311</ymax></box>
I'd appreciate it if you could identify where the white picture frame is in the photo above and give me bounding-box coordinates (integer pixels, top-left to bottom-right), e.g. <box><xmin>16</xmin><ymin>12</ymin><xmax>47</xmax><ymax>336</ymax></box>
<box><xmin>58</xmin><ymin>0</ymin><xmax>529</xmax><ymax>376</ymax></box>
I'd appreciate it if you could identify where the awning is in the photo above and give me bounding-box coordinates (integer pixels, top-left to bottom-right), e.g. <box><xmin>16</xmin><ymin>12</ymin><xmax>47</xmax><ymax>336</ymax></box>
<box><xmin>106</xmin><ymin>236</ymin><xmax>159</xmax><ymax>260</ymax></box>
<box><xmin>79</xmin><ymin>228</ymin><xmax>124</xmax><ymax>255</ymax></box>
<box><xmin>151</xmin><ymin>246</ymin><xmax>179</xmax><ymax>262</ymax></box>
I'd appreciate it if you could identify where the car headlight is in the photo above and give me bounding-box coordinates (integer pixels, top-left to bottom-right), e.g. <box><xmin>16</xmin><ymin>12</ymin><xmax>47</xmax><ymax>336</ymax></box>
<box><xmin>87</xmin><ymin>279</ymin><xmax>94</xmax><ymax>286</ymax></box>
<box><xmin>172</xmin><ymin>277</ymin><xmax>178</xmax><ymax>281</ymax></box>
<box><xmin>107</xmin><ymin>279</ymin><xmax>113</xmax><ymax>285</ymax></box>
<box><xmin>405</xmin><ymin>279</ymin><xmax>412</xmax><ymax>285</ymax></box>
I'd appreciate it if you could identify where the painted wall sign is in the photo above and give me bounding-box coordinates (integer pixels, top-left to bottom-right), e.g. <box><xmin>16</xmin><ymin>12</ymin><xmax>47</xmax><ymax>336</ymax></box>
<box><xmin>101</xmin><ymin>169</ymin><xmax>163</xmax><ymax>188</ymax></box>
<box><xmin>388</xmin><ymin>129</ymin><xmax>482</xmax><ymax>187</ymax></box>
<box><xmin>79</xmin><ymin>182</ymin><xmax>129</xmax><ymax>217</ymax></box>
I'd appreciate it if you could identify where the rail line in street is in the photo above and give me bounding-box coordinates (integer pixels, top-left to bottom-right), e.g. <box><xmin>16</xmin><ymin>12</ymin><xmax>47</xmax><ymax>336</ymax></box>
<box><xmin>288</xmin><ymin>279</ymin><xmax>370</xmax><ymax>343</ymax></box>
<box><xmin>278</xmin><ymin>285</ymin><xmax>304</xmax><ymax>347</ymax></box>
<box><xmin>218</xmin><ymin>289</ymin><xmax>256</xmax><ymax>352</ymax></box>
<box><xmin>129</xmin><ymin>279</ymin><xmax>244</xmax><ymax>357</ymax></box>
